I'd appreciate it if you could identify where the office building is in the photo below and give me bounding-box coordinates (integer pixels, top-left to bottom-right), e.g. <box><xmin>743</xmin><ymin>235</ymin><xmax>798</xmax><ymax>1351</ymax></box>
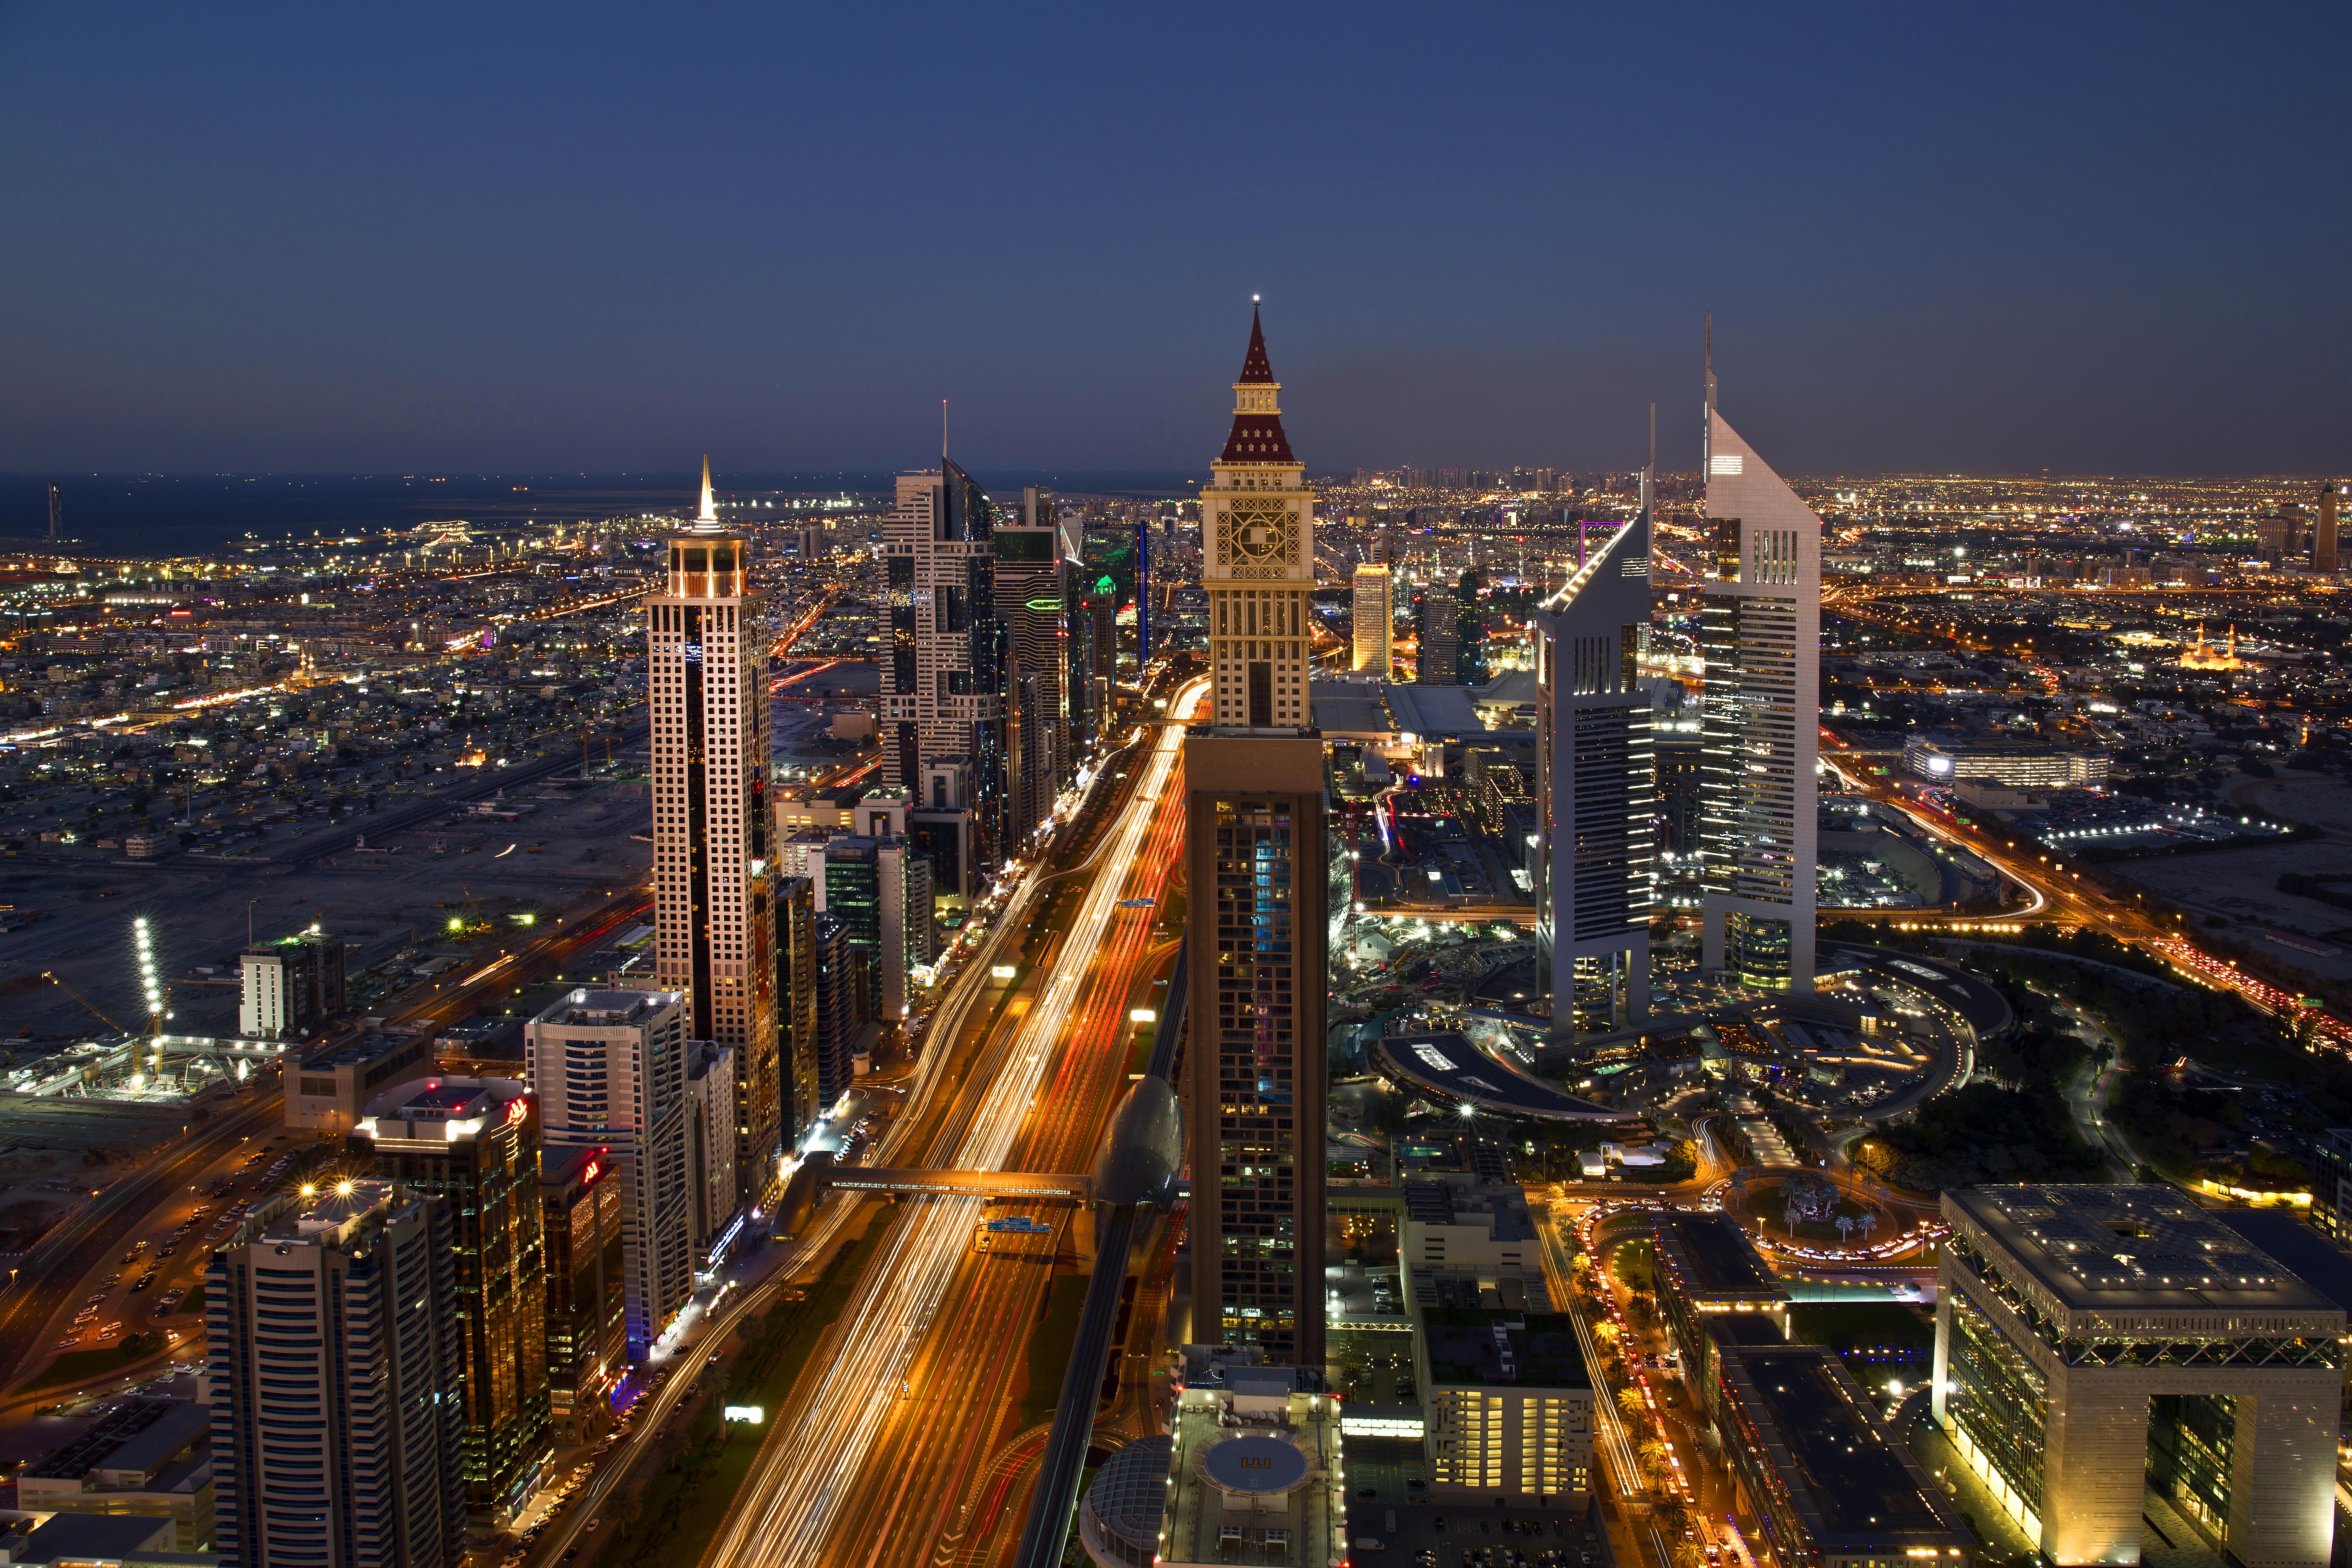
<box><xmin>523</xmin><ymin>989</ymin><xmax>693</xmax><ymax>1358</ymax></box>
<box><xmin>1352</xmin><ymin>562</ymin><xmax>1393</xmax><ymax>675</ymax></box>
<box><xmin>351</xmin><ymin>1076</ymin><xmax>548</xmax><ymax>1529</ymax></box>
<box><xmin>996</xmin><ymin>488</ymin><xmax>1068</xmax><ymax>853</ymax></box>
<box><xmin>238</xmin><ymin>928</ymin><xmax>345</xmax><ymax>1040</ymax></box>
<box><xmin>1902</xmin><ymin>737</ymin><xmax>2108</xmax><ymax>788</ymax></box>
<box><xmin>684</xmin><ymin>1041</ymin><xmax>737</xmax><ymax>1257</ymax></box>
<box><xmin>1455</xmin><ymin>570</ymin><xmax>1488</xmax><ymax>684</ymax></box>
<box><xmin>813</xmin><ymin>835</ymin><xmax>933</xmax><ymax>1024</ymax></box>
<box><xmin>881</xmin><ymin>457</ymin><xmax>1007</xmax><ymax>896</ymax></box>
<box><xmin>1154</xmin><ymin>1363</ymin><xmax>1343</xmax><ymax>1568</ymax></box>
<box><xmin>539</xmin><ymin>1146</ymin><xmax>625</xmax><ymax>1445</ymax></box>
<box><xmin>284</xmin><ymin>1031</ymin><xmax>433</xmax><ymax>1133</ymax></box>
<box><xmin>1650</xmin><ymin>1211</ymin><xmax>1789</xmax><ymax>1400</ymax></box>
<box><xmin>775</xmin><ymin>876</ymin><xmax>821</xmax><ymax>1149</ymax></box>
<box><xmin>2319</xmin><ymin>482</ymin><xmax>2340</xmax><ymax>574</ymax></box>
<box><xmin>2311</xmin><ymin>1128</ymin><xmax>2352</xmax><ymax>1243</ymax></box>
<box><xmin>1716</xmin><ymin>1343</ymin><xmax>1972</xmax><ymax>1568</ymax></box>
<box><xmin>1934</xmin><ymin>1185</ymin><xmax>2342</xmax><ymax>1567</ymax></box>
<box><xmin>1416</xmin><ymin>1308</ymin><xmax>1592</xmax><ymax>1504</ymax></box>
<box><xmin>1202</xmin><ymin>306</ymin><xmax>1314</xmax><ymax>730</ymax></box>
<box><xmin>1535</xmin><ymin>507</ymin><xmax>1654</xmax><ymax>1030</ymax></box>
<box><xmin>18</xmin><ymin>1398</ymin><xmax>214</xmax><ymax>1552</ymax></box>
<box><xmin>1413</xmin><ymin>583</ymin><xmax>1458</xmax><ymax>684</ymax></box>
<box><xmin>1399</xmin><ymin>1176</ymin><xmax>1551</xmax><ymax>1312</ymax></box>
<box><xmin>207</xmin><ymin>1182</ymin><xmax>464</xmax><ymax>1568</ymax></box>
<box><xmin>1186</xmin><ymin>306</ymin><xmax>1328</xmax><ymax>1368</ymax></box>
<box><xmin>1698</xmin><ymin>352</ymin><xmax>1821</xmax><ymax>990</ymax></box>
<box><xmin>646</xmin><ymin>457</ymin><xmax>780</xmax><ymax>1205</ymax></box>
<box><xmin>811</xmin><ymin>913</ymin><xmax>861</xmax><ymax>1112</ymax></box>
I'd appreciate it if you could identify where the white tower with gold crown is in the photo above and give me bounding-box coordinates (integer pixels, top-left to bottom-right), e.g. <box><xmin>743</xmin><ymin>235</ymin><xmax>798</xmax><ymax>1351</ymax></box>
<box><xmin>1202</xmin><ymin>302</ymin><xmax>1315</xmax><ymax>728</ymax></box>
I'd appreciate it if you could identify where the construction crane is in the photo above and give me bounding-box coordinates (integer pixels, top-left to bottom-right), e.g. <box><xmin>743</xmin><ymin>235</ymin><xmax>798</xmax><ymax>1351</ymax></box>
<box><xmin>40</xmin><ymin>971</ymin><xmax>131</xmax><ymax>1037</ymax></box>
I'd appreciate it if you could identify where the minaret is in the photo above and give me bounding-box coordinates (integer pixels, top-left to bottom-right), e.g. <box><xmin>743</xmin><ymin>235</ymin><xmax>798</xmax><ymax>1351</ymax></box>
<box><xmin>646</xmin><ymin>457</ymin><xmax>780</xmax><ymax>1210</ymax></box>
<box><xmin>1184</xmin><ymin>302</ymin><xmax>1327</xmax><ymax>1370</ymax></box>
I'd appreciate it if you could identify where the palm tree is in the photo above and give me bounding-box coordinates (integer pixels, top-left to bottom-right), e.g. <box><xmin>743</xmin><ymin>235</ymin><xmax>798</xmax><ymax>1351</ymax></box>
<box><xmin>1617</xmin><ymin>1385</ymin><xmax>1650</xmax><ymax>1422</ymax></box>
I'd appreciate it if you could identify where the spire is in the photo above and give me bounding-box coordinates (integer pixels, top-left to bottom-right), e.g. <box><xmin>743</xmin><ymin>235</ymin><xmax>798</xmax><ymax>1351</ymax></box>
<box><xmin>1238</xmin><ymin>296</ymin><xmax>1274</xmax><ymax>384</ymax></box>
<box><xmin>1704</xmin><ymin>312</ymin><xmax>1717</xmax><ymax>416</ymax></box>
<box><xmin>695</xmin><ymin>454</ymin><xmax>718</xmax><ymax>529</ymax></box>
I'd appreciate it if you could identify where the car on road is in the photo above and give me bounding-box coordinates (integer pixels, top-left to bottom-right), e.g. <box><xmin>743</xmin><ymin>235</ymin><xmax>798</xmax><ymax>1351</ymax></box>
<box><xmin>131</xmin><ymin>1272</ymin><xmax>157</xmax><ymax>1292</ymax></box>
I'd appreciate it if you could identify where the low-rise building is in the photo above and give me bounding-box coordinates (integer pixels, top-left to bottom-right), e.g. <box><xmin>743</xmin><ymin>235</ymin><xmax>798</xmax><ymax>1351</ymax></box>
<box><xmin>1716</xmin><ymin>1343</ymin><xmax>1971</xmax><ymax>1568</ymax></box>
<box><xmin>283</xmin><ymin>1030</ymin><xmax>431</xmax><ymax>1134</ymax></box>
<box><xmin>1156</xmin><ymin>1361</ymin><xmax>1344</xmax><ymax>1568</ymax></box>
<box><xmin>1414</xmin><ymin>1308</ymin><xmax>1591</xmax><ymax>1506</ymax></box>
<box><xmin>18</xmin><ymin>1398</ymin><xmax>214</xmax><ymax>1552</ymax></box>
<box><xmin>1650</xmin><ymin>1211</ymin><xmax>1790</xmax><ymax>1401</ymax></box>
<box><xmin>1400</xmin><ymin>1177</ymin><xmax>1549</xmax><ymax>1310</ymax></box>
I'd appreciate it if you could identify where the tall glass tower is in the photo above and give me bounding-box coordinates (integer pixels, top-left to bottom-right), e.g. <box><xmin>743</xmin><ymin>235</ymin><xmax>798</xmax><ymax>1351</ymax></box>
<box><xmin>1697</xmin><ymin>351</ymin><xmax>1820</xmax><ymax>990</ymax></box>
<box><xmin>646</xmin><ymin>458</ymin><xmax>779</xmax><ymax>1199</ymax></box>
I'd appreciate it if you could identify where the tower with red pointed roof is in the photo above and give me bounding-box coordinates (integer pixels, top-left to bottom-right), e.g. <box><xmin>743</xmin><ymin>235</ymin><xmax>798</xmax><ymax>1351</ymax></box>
<box><xmin>1183</xmin><ymin>304</ymin><xmax>1327</xmax><ymax>1371</ymax></box>
<box><xmin>1201</xmin><ymin>302</ymin><xmax>1314</xmax><ymax>727</ymax></box>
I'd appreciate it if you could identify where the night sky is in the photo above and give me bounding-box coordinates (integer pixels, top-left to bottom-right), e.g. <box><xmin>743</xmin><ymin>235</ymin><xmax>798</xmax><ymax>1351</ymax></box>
<box><xmin>5</xmin><ymin>3</ymin><xmax>2346</xmax><ymax>477</ymax></box>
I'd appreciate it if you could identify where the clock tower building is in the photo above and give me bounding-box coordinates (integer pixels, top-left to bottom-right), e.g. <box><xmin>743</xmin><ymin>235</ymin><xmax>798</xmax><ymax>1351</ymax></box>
<box><xmin>1184</xmin><ymin>306</ymin><xmax>1327</xmax><ymax>1370</ymax></box>
<box><xmin>1202</xmin><ymin>306</ymin><xmax>1314</xmax><ymax>727</ymax></box>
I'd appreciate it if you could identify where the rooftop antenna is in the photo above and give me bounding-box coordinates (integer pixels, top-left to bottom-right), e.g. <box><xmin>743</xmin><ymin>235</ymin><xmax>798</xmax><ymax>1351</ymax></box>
<box><xmin>694</xmin><ymin>454</ymin><xmax>717</xmax><ymax>530</ymax></box>
<box><xmin>942</xmin><ymin>399</ymin><xmax>949</xmax><ymax>464</ymax></box>
<box><xmin>1704</xmin><ymin>312</ymin><xmax>1716</xmax><ymax>416</ymax></box>
<box><xmin>1641</xmin><ymin>401</ymin><xmax>1656</xmax><ymax>526</ymax></box>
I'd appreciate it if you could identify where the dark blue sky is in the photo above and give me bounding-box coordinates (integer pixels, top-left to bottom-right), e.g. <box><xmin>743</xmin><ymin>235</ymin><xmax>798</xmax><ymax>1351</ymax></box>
<box><xmin>5</xmin><ymin>3</ymin><xmax>2345</xmax><ymax>477</ymax></box>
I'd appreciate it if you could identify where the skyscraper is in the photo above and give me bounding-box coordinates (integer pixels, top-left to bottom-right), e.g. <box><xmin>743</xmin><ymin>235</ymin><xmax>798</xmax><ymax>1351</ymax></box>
<box><xmin>2319</xmin><ymin>482</ymin><xmax>2339</xmax><ymax>574</ymax></box>
<box><xmin>1187</xmin><ymin>305</ymin><xmax>1328</xmax><ymax>1369</ymax></box>
<box><xmin>646</xmin><ymin>457</ymin><xmax>778</xmax><ymax>1204</ymax></box>
<box><xmin>351</xmin><ymin>1076</ymin><xmax>548</xmax><ymax>1529</ymax></box>
<box><xmin>1535</xmin><ymin>498</ymin><xmax>1654</xmax><ymax>1031</ymax></box>
<box><xmin>539</xmin><ymin>1146</ymin><xmax>625</xmax><ymax>1445</ymax></box>
<box><xmin>1414</xmin><ymin>583</ymin><xmax>1458</xmax><ymax>684</ymax></box>
<box><xmin>1352</xmin><ymin>562</ymin><xmax>1393</xmax><ymax>675</ymax></box>
<box><xmin>1455</xmin><ymin>570</ymin><xmax>1488</xmax><ymax>685</ymax></box>
<box><xmin>995</xmin><ymin>488</ymin><xmax>1068</xmax><ymax>853</ymax></box>
<box><xmin>775</xmin><ymin>875</ymin><xmax>820</xmax><ymax>1148</ymax></box>
<box><xmin>1202</xmin><ymin>307</ymin><xmax>1314</xmax><ymax>729</ymax></box>
<box><xmin>207</xmin><ymin>1182</ymin><xmax>464</xmax><ymax>1568</ymax></box>
<box><xmin>881</xmin><ymin>457</ymin><xmax>1007</xmax><ymax>899</ymax></box>
<box><xmin>523</xmin><ymin>988</ymin><xmax>694</xmax><ymax>1358</ymax></box>
<box><xmin>1697</xmin><ymin>344</ymin><xmax>1820</xmax><ymax>990</ymax></box>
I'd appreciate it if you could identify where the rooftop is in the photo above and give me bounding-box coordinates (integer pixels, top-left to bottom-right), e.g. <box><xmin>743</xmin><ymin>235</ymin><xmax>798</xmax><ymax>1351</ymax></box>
<box><xmin>24</xmin><ymin>1398</ymin><xmax>209</xmax><ymax>1484</ymax></box>
<box><xmin>1654</xmin><ymin>1211</ymin><xmax>1787</xmax><ymax>1304</ymax></box>
<box><xmin>1717</xmin><ymin>1345</ymin><xmax>1969</xmax><ymax>1557</ymax></box>
<box><xmin>531</xmin><ymin>987</ymin><xmax>680</xmax><ymax>1031</ymax></box>
<box><xmin>1419</xmin><ymin>1308</ymin><xmax>1589</xmax><ymax>1390</ymax></box>
<box><xmin>355</xmin><ymin>1073</ymin><xmax>527</xmax><ymax>1142</ymax></box>
<box><xmin>1947</xmin><ymin>1184</ymin><xmax>2345</xmax><ymax>1319</ymax></box>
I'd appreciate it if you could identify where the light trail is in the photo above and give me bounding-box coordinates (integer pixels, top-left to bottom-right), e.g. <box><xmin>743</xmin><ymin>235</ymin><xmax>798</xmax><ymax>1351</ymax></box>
<box><xmin>707</xmin><ymin>679</ymin><xmax>1207</xmax><ymax>1568</ymax></box>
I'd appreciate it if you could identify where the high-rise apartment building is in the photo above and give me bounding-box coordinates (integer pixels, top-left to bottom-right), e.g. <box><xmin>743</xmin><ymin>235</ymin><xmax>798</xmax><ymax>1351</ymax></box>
<box><xmin>239</xmin><ymin>928</ymin><xmax>345</xmax><ymax>1040</ymax></box>
<box><xmin>684</xmin><ymin>1041</ymin><xmax>737</xmax><ymax>1255</ymax></box>
<box><xmin>538</xmin><ymin>1146</ymin><xmax>625</xmax><ymax>1445</ymax></box>
<box><xmin>1352</xmin><ymin>563</ymin><xmax>1393</xmax><ymax>675</ymax></box>
<box><xmin>881</xmin><ymin>458</ymin><xmax>1006</xmax><ymax>898</ymax></box>
<box><xmin>996</xmin><ymin>488</ymin><xmax>1068</xmax><ymax>853</ymax></box>
<box><xmin>1535</xmin><ymin>506</ymin><xmax>1654</xmax><ymax>1030</ymax></box>
<box><xmin>351</xmin><ymin>1077</ymin><xmax>548</xmax><ymax>1529</ymax></box>
<box><xmin>207</xmin><ymin>1183</ymin><xmax>463</xmax><ymax>1568</ymax></box>
<box><xmin>523</xmin><ymin>988</ymin><xmax>693</xmax><ymax>1358</ymax></box>
<box><xmin>1203</xmin><ymin>309</ymin><xmax>1314</xmax><ymax>729</ymax></box>
<box><xmin>810</xmin><ymin>914</ymin><xmax>859</xmax><ymax>1112</ymax></box>
<box><xmin>1187</xmin><ymin>307</ymin><xmax>1328</xmax><ymax>1369</ymax></box>
<box><xmin>775</xmin><ymin>876</ymin><xmax>820</xmax><ymax>1148</ymax></box>
<box><xmin>1455</xmin><ymin>570</ymin><xmax>1488</xmax><ymax>685</ymax></box>
<box><xmin>1697</xmin><ymin>354</ymin><xmax>1820</xmax><ymax>990</ymax></box>
<box><xmin>646</xmin><ymin>458</ymin><xmax>778</xmax><ymax>1204</ymax></box>
<box><xmin>1414</xmin><ymin>584</ymin><xmax>1458</xmax><ymax>684</ymax></box>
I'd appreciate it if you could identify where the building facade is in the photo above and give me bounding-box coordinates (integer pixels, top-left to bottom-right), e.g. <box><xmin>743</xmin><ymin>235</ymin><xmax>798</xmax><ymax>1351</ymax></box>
<box><xmin>1352</xmin><ymin>562</ymin><xmax>1393</xmax><ymax>675</ymax></box>
<box><xmin>522</xmin><ymin>989</ymin><xmax>694</xmax><ymax>1358</ymax></box>
<box><xmin>206</xmin><ymin>1183</ymin><xmax>464</xmax><ymax>1568</ymax></box>
<box><xmin>351</xmin><ymin>1077</ymin><xmax>548</xmax><ymax>1530</ymax></box>
<box><xmin>646</xmin><ymin>458</ymin><xmax>778</xmax><ymax>1205</ymax></box>
<box><xmin>996</xmin><ymin>488</ymin><xmax>1068</xmax><ymax>853</ymax></box>
<box><xmin>775</xmin><ymin>876</ymin><xmax>820</xmax><ymax>1149</ymax></box>
<box><xmin>881</xmin><ymin>458</ymin><xmax>1007</xmax><ymax>897</ymax></box>
<box><xmin>1416</xmin><ymin>1308</ymin><xmax>1592</xmax><ymax>1504</ymax></box>
<box><xmin>685</xmin><ymin>1040</ymin><xmax>737</xmax><ymax>1257</ymax></box>
<box><xmin>239</xmin><ymin>929</ymin><xmax>346</xmax><ymax>1040</ymax></box>
<box><xmin>538</xmin><ymin>1145</ymin><xmax>625</xmax><ymax>1445</ymax></box>
<box><xmin>1699</xmin><ymin>365</ymin><xmax>1821</xmax><ymax>990</ymax></box>
<box><xmin>1934</xmin><ymin>1185</ymin><xmax>2343</xmax><ymax>1568</ymax></box>
<box><xmin>1414</xmin><ymin>583</ymin><xmax>1458</xmax><ymax>684</ymax></box>
<box><xmin>1535</xmin><ymin>509</ymin><xmax>1655</xmax><ymax>1031</ymax></box>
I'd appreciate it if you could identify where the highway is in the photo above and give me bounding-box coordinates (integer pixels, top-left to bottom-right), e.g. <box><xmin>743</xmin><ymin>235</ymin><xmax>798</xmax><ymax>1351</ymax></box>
<box><xmin>697</xmin><ymin>679</ymin><xmax>1204</xmax><ymax>1568</ymax></box>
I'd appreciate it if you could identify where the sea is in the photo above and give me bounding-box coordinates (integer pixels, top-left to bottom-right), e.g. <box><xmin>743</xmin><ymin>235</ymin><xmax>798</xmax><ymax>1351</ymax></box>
<box><xmin>0</xmin><ymin>470</ymin><xmax>1203</xmax><ymax>559</ymax></box>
